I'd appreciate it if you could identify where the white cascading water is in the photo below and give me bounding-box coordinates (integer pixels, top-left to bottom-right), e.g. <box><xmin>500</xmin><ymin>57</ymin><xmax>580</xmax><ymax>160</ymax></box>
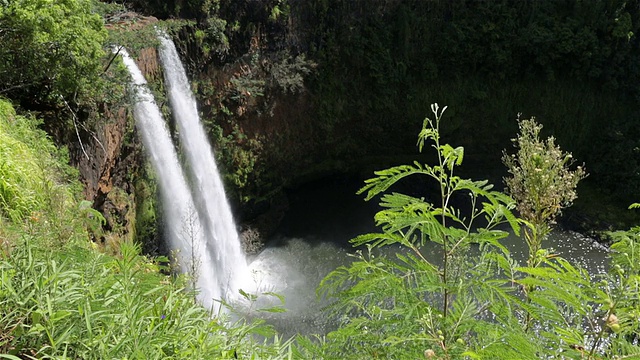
<box><xmin>119</xmin><ymin>48</ymin><xmax>221</xmax><ymax>310</ymax></box>
<box><xmin>157</xmin><ymin>34</ymin><xmax>249</xmax><ymax>301</ymax></box>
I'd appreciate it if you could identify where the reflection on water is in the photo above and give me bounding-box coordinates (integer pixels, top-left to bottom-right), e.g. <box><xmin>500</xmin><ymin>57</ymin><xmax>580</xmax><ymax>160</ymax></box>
<box><xmin>506</xmin><ymin>229</ymin><xmax>609</xmax><ymax>275</ymax></box>
<box><xmin>238</xmin><ymin>176</ymin><xmax>609</xmax><ymax>338</ymax></box>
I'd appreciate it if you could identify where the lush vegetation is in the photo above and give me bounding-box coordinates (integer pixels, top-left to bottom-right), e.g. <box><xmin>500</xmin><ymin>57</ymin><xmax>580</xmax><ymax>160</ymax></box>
<box><xmin>293</xmin><ymin>0</ymin><xmax>640</xmax><ymax>206</ymax></box>
<box><xmin>0</xmin><ymin>99</ymin><xmax>295</xmax><ymax>359</ymax></box>
<box><xmin>503</xmin><ymin>117</ymin><xmax>587</xmax><ymax>268</ymax></box>
<box><xmin>0</xmin><ymin>0</ymin><xmax>107</xmax><ymax>108</ymax></box>
<box><xmin>4</xmin><ymin>0</ymin><xmax>640</xmax><ymax>358</ymax></box>
<box><xmin>4</xmin><ymin>87</ymin><xmax>640</xmax><ymax>358</ymax></box>
<box><xmin>0</xmin><ymin>2</ymin><xmax>300</xmax><ymax>355</ymax></box>
<box><xmin>6</xmin><ymin>0</ymin><xmax>636</xmax><ymax>216</ymax></box>
<box><xmin>116</xmin><ymin>0</ymin><xmax>640</xmax><ymax>209</ymax></box>
<box><xmin>313</xmin><ymin>105</ymin><xmax>640</xmax><ymax>359</ymax></box>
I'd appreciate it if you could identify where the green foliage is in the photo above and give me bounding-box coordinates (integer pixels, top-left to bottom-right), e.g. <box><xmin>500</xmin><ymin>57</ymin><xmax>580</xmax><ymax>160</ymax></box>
<box><xmin>127</xmin><ymin>0</ymin><xmax>223</xmax><ymax>20</ymax></box>
<box><xmin>118</xmin><ymin>0</ymin><xmax>231</xmax><ymax>71</ymax></box>
<box><xmin>134</xmin><ymin>168</ymin><xmax>159</xmax><ymax>252</ymax></box>
<box><xmin>0</xmin><ymin>0</ymin><xmax>107</xmax><ymax>104</ymax></box>
<box><xmin>90</xmin><ymin>0</ymin><xmax>127</xmax><ymax>18</ymax></box>
<box><xmin>503</xmin><ymin>117</ymin><xmax>587</xmax><ymax>267</ymax></box>
<box><xmin>267</xmin><ymin>51</ymin><xmax>315</xmax><ymax>94</ymax></box>
<box><xmin>209</xmin><ymin>122</ymin><xmax>265</xmax><ymax>203</ymax></box>
<box><xmin>0</xmin><ymin>99</ymin><xmax>294</xmax><ymax>359</ymax></box>
<box><xmin>107</xmin><ymin>23</ymin><xmax>161</xmax><ymax>59</ymax></box>
<box><xmin>589</xmin><ymin>117</ymin><xmax>640</xmax><ymax>203</ymax></box>
<box><xmin>319</xmin><ymin>104</ymin><xmax>520</xmax><ymax>358</ymax></box>
<box><xmin>297</xmin><ymin>0</ymin><xmax>640</xmax><ymax>204</ymax></box>
<box><xmin>0</xmin><ymin>237</ymin><xmax>293</xmax><ymax>359</ymax></box>
<box><xmin>305</xmin><ymin>0</ymin><xmax>639</xmax><ymax>92</ymax></box>
<box><xmin>317</xmin><ymin>104</ymin><xmax>640</xmax><ymax>359</ymax></box>
<box><xmin>0</xmin><ymin>99</ymin><xmax>79</xmax><ymax>222</ymax></box>
<box><xmin>504</xmin><ymin>117</ymin><xmax>586</xmax><ymax>228</ymax></box>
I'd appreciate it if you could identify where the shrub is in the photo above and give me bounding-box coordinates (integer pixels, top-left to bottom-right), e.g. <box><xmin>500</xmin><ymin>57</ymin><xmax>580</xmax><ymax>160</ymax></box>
<box><xmin>317</xmin><ymin>104</ymin><xmax>640</xmax><ymax>359</ymax></box>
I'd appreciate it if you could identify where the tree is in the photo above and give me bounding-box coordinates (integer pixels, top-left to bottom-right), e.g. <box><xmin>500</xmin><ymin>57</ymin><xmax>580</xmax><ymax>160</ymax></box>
<box><xmin>0</xmin><ymin>0</ymin><xmax>107</xmax><ymax>105</ymax></box>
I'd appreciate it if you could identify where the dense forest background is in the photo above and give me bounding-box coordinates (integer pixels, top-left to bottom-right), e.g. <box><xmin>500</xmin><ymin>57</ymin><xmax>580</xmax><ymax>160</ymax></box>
<box><xmin>2</xmin><ymin>0</ymin><xmax>640</xmax><ymax>231</ymax></box>
<box><xmin>124</xmin><ymin>0</ymin><xmax>640</xmax><ymax>225</ymax></box>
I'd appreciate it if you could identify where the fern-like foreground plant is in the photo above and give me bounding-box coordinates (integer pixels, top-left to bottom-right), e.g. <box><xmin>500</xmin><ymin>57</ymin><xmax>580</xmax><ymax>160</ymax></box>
<box><xmin>319</xmin><ymin>104</ymin><xmax>520</xmax><ymax>358</ymax></box>
<box><xmin>317</xmin><ymin>104</ymin><xmax>640</xmax><ymax>359</ymax></box>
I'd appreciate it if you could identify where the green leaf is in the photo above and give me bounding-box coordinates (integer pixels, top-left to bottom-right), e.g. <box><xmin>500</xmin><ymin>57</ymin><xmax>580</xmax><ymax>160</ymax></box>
<box><xmin>256</xmin><ymin>306</ymin><xmax>287</xmax><ymax>313</ymax></box>
<box><xmin>262</xmin><ymin>291</ymin><xmax>286</xmax><ymax>304</ymax></box>
<box><xmin>358</xmin><ymin>164</ymin><xmax>432</xmax><ymax>201</ymax></box>
<box><xmin>0</xmin><ymin>355</ymin><xmax>24</xmax><ymax>360</ymax></box>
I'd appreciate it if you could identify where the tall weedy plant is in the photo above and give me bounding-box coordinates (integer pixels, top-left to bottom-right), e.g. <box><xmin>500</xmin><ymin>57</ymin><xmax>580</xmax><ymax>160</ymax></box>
<box><xmin>316</xmin><ymin>105</ymin><xmax>640</xmax><ymax>359</ymax></box>
<box><xmin>319</xmin><ymin>104</ymin><xmax>519</xmax><ymax>358</ymax></box>
<box><xmin>503</xmin><ymin>116</ymin><xmax>586</xmax><ymax>268</ymax></box>
<box><xmin>503</xmin><ymin>116</ymin><xmax>587</xmax><ymax>332</ymax></box>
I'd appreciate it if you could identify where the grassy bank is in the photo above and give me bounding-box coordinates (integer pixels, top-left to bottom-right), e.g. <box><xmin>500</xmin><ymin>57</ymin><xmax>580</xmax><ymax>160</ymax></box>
<box><xmin>0</xmin><ymin>99</ymin><xmax>292</xmax><ymax>359</ymax></box>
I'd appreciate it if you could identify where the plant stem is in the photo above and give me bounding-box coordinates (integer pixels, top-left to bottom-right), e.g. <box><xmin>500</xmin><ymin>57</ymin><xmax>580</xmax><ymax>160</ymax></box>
<box><xmin>589</xmin><ymin>307</ymin><xmax>613</xmax><ymax>359</ymax></box>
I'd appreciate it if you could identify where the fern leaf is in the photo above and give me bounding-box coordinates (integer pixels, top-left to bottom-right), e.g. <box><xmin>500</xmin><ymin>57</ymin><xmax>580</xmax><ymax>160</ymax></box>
<box><xmin>357</xmin><ymin>165</ymin><xmax>432</xmax><ymax>201</ymax></box>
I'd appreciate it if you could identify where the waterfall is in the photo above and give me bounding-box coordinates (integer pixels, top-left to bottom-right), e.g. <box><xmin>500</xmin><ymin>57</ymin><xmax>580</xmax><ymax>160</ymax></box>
<box><xmin>119</xmin><ymin>48</ymin><xmax>228</xmax><ymax>310</ymax></box>
<box><xmin>156</xmin><ymin>35</ymin><xmax>249</xmax><ymax>300</ymax></box>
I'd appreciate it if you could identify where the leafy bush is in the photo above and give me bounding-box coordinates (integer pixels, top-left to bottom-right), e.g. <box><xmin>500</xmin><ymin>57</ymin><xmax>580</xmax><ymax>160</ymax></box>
<box><xmin>503</xmin><ymin>116</ymin><xmax>587</xmax><ymax>267</ymax></box>
<box><xmin>0</xmin><ymin>99</ymin><xmax>79</xmax><ymax>223</ymax></box>
<box><xmin>0</xmin><ymin>0</ymin><xmax>107</xmax><ymax>104</ymax></box>
<box><xmin>317</xmin><ymin>105</ymin><xmax>640</xmax><ymax>359</ymax></box>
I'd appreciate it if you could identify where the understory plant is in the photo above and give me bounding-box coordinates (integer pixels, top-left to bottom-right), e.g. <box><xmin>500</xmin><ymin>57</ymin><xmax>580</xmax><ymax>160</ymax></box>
<box><xmin>503</xmin><ymin>116</ymin><xmax>587</xmax><ymax>268</ymax></box>
<box><xmin>503</xmin><ymin>116</ymin><xmax>587</xmax><ymax>332</ymax></box>
<box><xmin>317</xmin><ymin>104</ymin><xmax>640</xmax><ymax>359</ymax></box>
<box><xmin>0</xmin><ymin>238</ymin><xmax>296</xmax><ymax>359</ymax></box>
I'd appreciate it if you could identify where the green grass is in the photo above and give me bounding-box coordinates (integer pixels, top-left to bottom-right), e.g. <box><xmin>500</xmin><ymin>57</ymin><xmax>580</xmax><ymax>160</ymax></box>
<box><xmin>0</xmin><ymin>238</ymin><xmax>294</xmax><ymax>359</ymax></box>
<box><xmin>0</xmin><ymin>99</ymin><xmax>295</xmax><ymax>359</ymax></box>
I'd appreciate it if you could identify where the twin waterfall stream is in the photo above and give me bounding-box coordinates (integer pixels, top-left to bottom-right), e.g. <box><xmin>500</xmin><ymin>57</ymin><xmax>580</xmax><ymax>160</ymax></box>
<box><xmin>119</xmin><ymin>34</ymin><xmax>249</xmax><ymax>312</ymax></box>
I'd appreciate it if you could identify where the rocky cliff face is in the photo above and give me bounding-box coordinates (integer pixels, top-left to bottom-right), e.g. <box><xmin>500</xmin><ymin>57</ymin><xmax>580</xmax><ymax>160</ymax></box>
<box><xmin>67</xmin><ymin>35</ymin><xmax>163</xmax><ymax>252</ymax></box>
<box><xmin>76</xmin><ymin>46</ymin><xmax>161</xmax><ymax>200</ymax></box>
<box><xmin>71</xmin><ymin>103</ymin><xmax>138</xmax><ymax>247</ymax></box>
<box><xmin>65</xmin><ymin>12</ymin><xmax>318</xmax><ymax>251</ymax></box>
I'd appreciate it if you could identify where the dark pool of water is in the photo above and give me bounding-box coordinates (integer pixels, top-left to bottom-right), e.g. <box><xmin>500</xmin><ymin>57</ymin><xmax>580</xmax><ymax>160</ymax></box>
<box><xmin>239</xmin><ymin>175</ymin><xmax>609</xmax><ymax>338</ymax></box>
